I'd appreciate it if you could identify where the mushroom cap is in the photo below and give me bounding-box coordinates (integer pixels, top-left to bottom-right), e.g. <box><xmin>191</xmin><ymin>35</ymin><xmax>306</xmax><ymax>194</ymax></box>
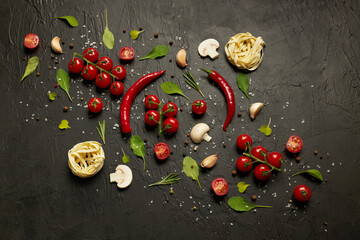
<box><xmin>198</xmin><ymin>39</ymin><xmax>220</xmax><ymax>57</ymax></box>
<box><xmin>190</xmin><ymin>123</ymin><xmax>210</xmax><ymax>143</ymax></box>
<box><xmin>110</xmin><ymin>165</ymin><xmax>133</xmax><ymax>188</ymax></box>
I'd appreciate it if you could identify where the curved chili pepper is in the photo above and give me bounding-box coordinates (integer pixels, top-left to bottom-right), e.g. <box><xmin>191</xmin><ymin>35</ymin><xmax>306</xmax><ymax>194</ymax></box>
<box><xmin>120</xmin><ymin>70</ymin><xmax>166</xmax><ymax>133</ymax></box>
<box><xmin>201</xmin><ymin>68</ymin><xmax>235</xmax><ymax>131</ymax></box>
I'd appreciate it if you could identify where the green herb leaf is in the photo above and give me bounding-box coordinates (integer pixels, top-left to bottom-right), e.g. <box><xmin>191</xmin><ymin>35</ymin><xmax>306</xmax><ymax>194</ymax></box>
<box><xmin>102</xmin><ymin>9</ymin><xmax>114</xmax><ymax>49</ymax></box>
<box><xmin>139</xmin><ymin>45</ymin><xmax>169</xmax><ymax>60</ymax></box>
<box><xmin>148</xmin><ymin>173</ymin><xmax>181</xmax><ymax>187</ymax></box>
<box><xmin>130</xmin><ymin>135</ymin><xmax>146</xmax><ymax>171</ymax></box>
<box><xmin>183</xmin><ymin>156</ymin><xmax>201</xmax><ymax>189</ymax></box>
<box><xmin>96</xmin><ymin>120</ymin><xmax>106</xmax><ymax>144</ymax></box>
<box><xmin>237</xmin><ymin>73</ymin><xmax>250</xmax><ymax>99</ymax></box>
<box><xmin>53</xmin><ymin>16</ymin><xmax>78</xmax><ymax>27</ymax></box>
<box><xmin>20</xmin><ymin>56</ymin><xmax>39</xmax><ymax>82</ymax></box>
<box><xmin>183</xmin><ymin>71</ymin><xmax>205</xmax><ymax>97</ymax></box>
<box><xmin>259</xmin><ymin>118</ymin><xmax>272</xmax><ymax>136</ymax></box>
<box><xmin>228</xmin><ymin>196</ymin><xmax>272</xmax><ymax>212</ymax></box>
<box><xmin>237</xmin><ymin>182</ymin><xmax>250</xmax><ymax>193</ymax></box>
<box><xmin>121</xmin><ymin>148</ymin><xmax>130</xmax><ymax>163</ymax></box>
<box><xmin>130</xmin><ymin>29</ymin><xmax>145</xmax><ymax>40</ymax></box>
<box><xmin>161</xmin><ymin>81</ymin><xmax>189</xmax><ymax>100</ymax></box>
<box><xmin>48</xmin><ymin>92</ymin><xmax>57</xmax><ymax>101</ymax></box>
<box><xmin>59</xmin><ymin>119</ymin><xmax>70</xmax><ymax>130</ymax></box>
<box><xmin>56</xmin><ymin>69</ymin><xmax>72</xmax><ymax>102</ymax></box>
<box><xmin>292</xmin><ymin>169</ymin><xmax>323</xmax><ymax>181</ymax></box>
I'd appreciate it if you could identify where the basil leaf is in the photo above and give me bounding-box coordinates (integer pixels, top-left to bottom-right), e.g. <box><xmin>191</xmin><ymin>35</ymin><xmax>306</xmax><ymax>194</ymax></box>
<box><xmin>20</xmin><ymin>56</ymin><xmax>39</xmax><ymax>82</ymax></box>
<box><xmin>292</xmin><ymin>169</ymin><xmax>323</xmax><ymax>181</ymax></box>
<box><xmin>102</xmin><ymin>9</ymin><xmax>114</xmax><ymax>49</ymax></box>
<box><xmin>139</xmin><ymin>45</ymin><xmax>169</xmax><ymax>60</ymax></box>
<box><xmin>237</xmin><ymin>73</ymin><xmax>250</xmax><ymax>99</ymax></box>
<box><xmin>161</xmin><ymin>81</ymin><xmax>189</xmax><ymax>100</ymax></box>
<box><xmin>121</xmin><ymin>148</ymin><xmax>130</xmax><ymax>163</ymax></box>
<box><xmin>53</xmin><ymin>16</ymin><xmax>78</xmax><ymax>27</ymax></box>
<box><xmin>130</xmin><ymin>29</ymin><xmax>145</xmax><ymax>40</ymax></box>
<box><xmin>59</xmin><ymin>119</ymin><xmax>70</xmax><ymax>130</ymax></box>
<box><xmin>56</xmin><ymin>69</ymin><xmax>72</xmax><ymax>102</ymax></box>
<box><xmin>259</xmin><ymin>118</ymin><xmax>272</xmax><ymax>136</ymax></box>
<box><xmin>48</xmin><ymin>92</ymin><xmax>57</xmax><ymax>101</ymax></box>
<box><xmin>183</xmin><ymin>156</ymin><xmax>201</xmax><ymax>189</ymax></box>
<box><xmin>237</xmin><ymin>182</ymin><xmax>250</xmax><ymax>193</ymax></box>
<box><xmin>130</xmin><ymin>135</ymin><xmax>146</xmax><ymax>170</ymax></box>
<box><xmin>228</xmin><ymin>196</ymin><xmax>272</xmax><ymax>212</ymax></box>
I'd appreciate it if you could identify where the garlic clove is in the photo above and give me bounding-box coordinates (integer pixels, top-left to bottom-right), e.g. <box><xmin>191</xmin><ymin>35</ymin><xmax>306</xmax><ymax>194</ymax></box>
<box><xmin>249</xmin><ymin>102</ymin><xmax>264</xmax><ymax>120</ymax></box>
<box><xmin>200</xmin><ymin>154</ymin><xmax>218</xmax><ymax>168</ymax></box>
<box><xmin>51</xmin><ymin>36</ymin><xmax>63</xmax><ymax>53</ymax></box>
<box><xmin>176</xmin><ymin>48</ymin><xmax>187</xmax><ymax>68</ymax></box>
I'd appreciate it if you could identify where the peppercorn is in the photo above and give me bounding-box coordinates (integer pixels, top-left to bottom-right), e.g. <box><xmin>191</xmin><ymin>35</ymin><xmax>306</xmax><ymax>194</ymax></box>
<box><xmin>69</xmin><ymin>43</ymin><xmax>74</xmax><ymax>48</ymax></box>
<box><xmin>325</xmin><ymin>178</ymin><xmax>328</xmax><ymax>182</ymax></box>
<box><xmin>169</xmin><ymin>58</ymin><xmax>172</xmax><ymax>62</ymax></box>
<box><xmin>194</xmin><ymin>148</ymin><xmax>197</xmax><ymax>152</ymax></box>
<box><xmin>323</xmin><ymin>221</ymin><xmax>328</xmax><ymax>226</ymax></box>
<box><xmin>88</xmin><ymin>114</ymin><xmax>93</xmax><ymax>119</ymax></box>
<box><xmin>170</xmin><ymin>189</ymin><xmax>174</xmax><ymax>194</ymax></box>
<box><xmin>170</xmin><ymin>150</ymin><xmax>174</xmax><ymax>155</ymax></box>
<box><xmin>55</xmin><ymin>59</ymin><xmax>59</xmax><ymax>64</ymax></box>
<box><xmin>62</xmin><ymin>40</ymin><xmax>65</xmax><ymax>45</ymax></box>
<box><xmin>143</xmin><ymin>138</ymin><xmax>148</xmax><ymax>143</ymax></box>
<box><xmin>36</xmin><ymin>117</ymin><xmax>40</xmax><ymax>121</ymax></box>
<box><xmin>154</xmin><ymin>32</ymin><xmax>159</xmax><ymax>38</ymax></box>
<box><xmin>169</xmin><ymin>40</ymin><xmax>173</xmax><ymax>45</ymax></box>
<box><xmin>48</xmin><ymin>66</ymin><xmax>52</xmax><ymax>70</ymax></box>
<box><xmin>182</xmin><ymin>153</ymin><xmax>186</xmax><ymax>157</ymax></box>
<box><xmin>192</xmin><ymin>206</ymin><xmax>197</xmax><ymax>211</ymax></box>
<box><xmin>51</xmin><ymin>54</ymin><xmax>55</xmax><ymax>59</ymax></box>
<box><xmin>139</xmin><ymin>27</ymin><xmax>143</xmax><ymax>31</ymax></box>
<box><xmin>54</xmin><ymin>84</ymin><xmax>58</xmax><ymax>88</ymax></box>
<box><xmin>320</xmin><ymin>156</ymin><xmax>323</xmax><ymax>159</ymax></box>
<box><xmin>251</xmin><ymin>195</ymin><xmax>257</xmax><ymax>201</ymax></box>
<box><xmin>184</xmin><ymin>140</ymin><xmax>189</xmax><ymax>145</ymax></box>
<box><xmin>295</xmin><ymin>156</ymin><xmax>301</xmax><ymax>162</ymax></box>
<box><xmin>237</xmin><ymin>112</ymin><xmax>242</xmax><ymax>117</ymax></box>
<box><xmin>187</xmin><ymin>134</ymin><xmax>190</xmax><ymax>137</ymax></box>
<box><xmin>171</xmin><ymin>75</ymin><xmax>174</xmax><ymax>78</ymax></box>
<box><xmin>80</xmin><ymin>97</ymin><xmax>84</xmax><ymax>101</ymax></box>
<box><xmin>180</xmin><ymin>107</ymin><xmax>183</xmax><ymax>112</ymax></box>
<box><xmin>231</xmin><ymin>170</ymin><xmax>237</xmax><ymax>176</ymax></box>
<box><xmin>314</xmin><ymin>150</ymin><xmax>318</xmax><ymax>155</ymax></box>
<box><xmin>36</xmin><ymin>72</ymin><xmax>40</xmax><ymax>76</ymax></box>
<box><xmin>168</xmin><ymin>100</ymin><xmax>171</xmax><ymax>103</ymax></box>
<box><xmin>145</xmin><ymin>93</ymin><xmax>148</xmax><ymax>97</ymax></box>
<box><xmin>223</xmin><ymin>143</ymin><xmax>226</xmax><ymax>148</ymax></box>
<box><xmin>123</xmin><ymin>29</ymin><xmax>126</xmax><ymax>33</ymax></box>
<box><xmin>63</xmin><ymin>106</ymin><xmax>69</xmax><ymax>112</ymax></box>
<box><xmin>289</xmin><ymin>199</ymin><xmax>293</xmax><ymax>203</ymax></box>
<box><xmin>22</xmin><ymin>57</ymin><xmax>26</xmax><ymax>61</ymax></box>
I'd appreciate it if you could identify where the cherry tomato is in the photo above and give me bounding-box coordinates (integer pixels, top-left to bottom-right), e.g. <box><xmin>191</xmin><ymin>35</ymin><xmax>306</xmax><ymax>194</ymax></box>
<box><xmin>293</xmin><ymin>185</ymin><xmax>312</xmax><ymax>202</ymax></box>
<box><xmin>144</xmin><ymin>110</ymin><xmax>160</xmax><ymax>126</ymax></box>
<box><xmin>119</xmin><ymin>46</ymin><xmax>135</xmax><ymax>61</ymax></box>
<box><xmin>211</xmin><ymin>178</ymin><xmax>229</xmax><ymax>196</ymax></box>
<box><xmin>83</xmin><ymin>48</ymin><xmax>99</xmax><ymax>63</ymax></box>
<box><xmin>192</xmin><ymin>100</ymin><xmax>207</xmax><ymax>115</ymax></box>
<box><xmin>145</xmin><ymin>95</ymin><xmax>160</xmax><ymax>110</ymax></box>
<box><xmin>267</xmin><ymin>152</ymin><xmax>283</xmax><ymax>168</ymax></box>
<box><xmin>110</xmin><ymin>81</ymin><xmax>124</xmax><ymax>96</ymax></box>
<box><xmin>24</xmin><ymin>33</ymin><xmax>39</xmax><ymax>49</ymax></box>
<box><xmin>254</xmin><ymin>164</ymin><xmax>271</xmax><ymax>181</ymax></box>
<box><xmin>163</xmin><ymin>117</ymin><xmax>179</xmax><ymax>133</ymax></box>
<box><xmin>251</xmin><ymin>146</ymin><xmax>268</xmax><ymax>161</ymax></box>
<box><xmin>236</xmin><ymin>156</ymin><xmax>253</xmax><ymax>172</ymax></box>
<box><xmin>96</xmin><ymin>56</ymin><xmax>113</xmax><ymax>71</ymax></box>
<box><xmin>68</xmin><ymin>58</ymin><xmax>84</xmax><ymax>74</ymax></box>
<box><xmin>95</xmin><ymin>72</ymin><xmax>112</xmax><ymax>89</ymax></box>
<box><xmin>163</xmin><ymin>102</ymin><xmax>178</xmax><ymax>118</ymax></box>
<box><xmin>154</xmin><ymin>142</ymin><xmax>170</xmax><ymax>160</ymax></box>
<box><xmin>286</xmin><ymin>135</ymin><xmax>303</xmax><ymax>153</ymax></box>
<box><xmin>236</xmin><ymin>134</ymin><xmax>253</xmax><ymax>150</ymax></box>
<box><xmin>111</xmin><ymin>65</ymin><xmax>126</xmax><ymax>81</ymax></box>
<box><xmin>88</xmin><ymin>97</ymin><xmax>103</xmax><ymax>113</ymax></box>
<box><xmin>82</xmin><ymin>65</ymin><xmax>98</xmax><ymax>81</ymax></box>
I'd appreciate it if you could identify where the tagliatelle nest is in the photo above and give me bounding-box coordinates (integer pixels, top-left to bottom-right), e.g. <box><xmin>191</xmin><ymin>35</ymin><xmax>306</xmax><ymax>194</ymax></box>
<box><xmin>225</xmin><ymin>32</ymin><xmax>266</xmax><ymax>71</ymax></box>
<box><xmin>68</xmin><ymin>141</ymin><xmax>105</xmax><ymax>178</ymax></box>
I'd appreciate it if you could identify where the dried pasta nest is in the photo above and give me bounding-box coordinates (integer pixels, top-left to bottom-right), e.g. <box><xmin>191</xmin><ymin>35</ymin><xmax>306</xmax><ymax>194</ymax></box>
<box><xmin>225</xmin><ymin>32</ymin><xmax>266</xmax><ymax>71</ymax></box>
<box><xmin>68</xmin><ymin>141</ymin><xmax>105</xmax><ymax>178</ymax></box>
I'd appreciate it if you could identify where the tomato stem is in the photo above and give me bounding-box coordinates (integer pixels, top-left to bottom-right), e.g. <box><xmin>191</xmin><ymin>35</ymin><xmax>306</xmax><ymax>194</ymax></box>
<box><xmin>158</xmin><ymin>102</ymin><xmax>162</xmax><ymax>137</ymax></box>
<box><xmin>243</xmin><ymin>151</ymin><xmax>282</xmax><ymax>172</ymax></box>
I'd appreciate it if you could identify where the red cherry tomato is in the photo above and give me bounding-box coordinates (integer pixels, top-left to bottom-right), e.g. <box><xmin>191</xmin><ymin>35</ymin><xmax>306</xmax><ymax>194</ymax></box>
<box><xmin>68</xmin><ymin>58</ymin><xmax>84</xmax><ymax>74</ymax></box>
<box><xmin>286</xmin><ymin>135</ymin><xmax>303</xmax><ymax>153</ymax></box>
<box><xmin>119</xmin><ymin>47</ymin><xmax>135</xmax><ymax>61</ymax></box>
<box><xmin>111</xmin><ymin>65</ymin><xmax>126</xmax><ymax>81</ymax></box>
<box><xmin>163</xmin><ymin>117</ymin><xmax>179</xmax><ymax>133</ymax></box>
<box><xmin>83</xmin><ymin>48</ymin><xmax>99</xmax><ymax>63</ymax></box>
<box><xmin>211</xmin><ymin>178</ymin><xmax>229</xmax><ymax>196</ymax></box>
<box><xmin>95</xmin><ymin>72</ymin><xmax>112</xmax><ymax>89</ymax></box>
<box><xmin>96</xmin><ymin>56</ymin><xmax>113</xmax><ymax>71</ymax></box>
<box><xmin>24</xmin><ymin>33</ymin><xmax>39</xmax><ymax>49</ymax></box>
<box><xmin>82</xmin><ymin>65</ymin><xmax>98</xmax><ymax>81</ymax></box>
<box><xmin>251</xmin><ymin>146</ymin><xmax>268</xmax><ymax>161</ymax></box>
<box><xmin>163</xmin><ymin>102</ymin><xmax>178</xmax><ymax>118</ymax></box>
<box><xmin>110</xmin><ymin>81</ymin><xmax>124</xmax><ymax>96</ymax></box>
<box><xmin>254</xmin><ymin>164</ymin><xmax>271</xmax><ymax>181</ymax></box>
<box><xmin>192</xmin><ymin>100</ymin><xmax>207</xmax><ymax>115</ymax></box>
<box><xmin>267</xmin><ymin>152</ymin><xmax>283</xmax><ymax>168</ymax></box>
<box><xmin>293</xmin><ymin>185</ymin><xmax>312</xmax><ymax>202</ymax></box>
<box><xmin>88</xmin><ymin>97</ymin><xmax>103</xmax><ymax>113</ymax></box>
<box><xmin>154</xmin><ymin>142</ymin><xmax>170</xmax><ymax>160</ymax></box>
<box><xmin>236</xmin><ymin>156</ymin><xmax>253</xmax><ymax>172</ymax></box>
<box><xmin>144</xmin><ymin>110</ymin><xmax>160</xmax><ymax>126</ymax></box>
<box><xmin>145</xmin><ymin>95</ymin><xmax>160</xmax><ymax>110</ymax></box>
<box><xmin>236</xmin><ymin>134</ymin><xmax>253</xmax><ymax>150</ymax></box>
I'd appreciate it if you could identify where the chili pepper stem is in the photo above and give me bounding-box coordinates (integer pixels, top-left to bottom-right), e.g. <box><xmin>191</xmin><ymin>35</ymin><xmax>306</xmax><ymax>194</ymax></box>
<box><xmin>200</xmin><ymin>68</ymin><xmax>212</xmax><ymax>75</ymax></box>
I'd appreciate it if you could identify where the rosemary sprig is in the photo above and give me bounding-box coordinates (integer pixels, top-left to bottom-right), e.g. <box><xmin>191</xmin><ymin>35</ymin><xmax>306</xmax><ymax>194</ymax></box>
<box><xmin>96</xmin><ymin>120</ymin><xmax>106</xmax><ymax>144</ymax></box>
<box><xmin>183</xmin><ymin>71</ymin><xmax>205</xmax><ymax>97</ymax></box>
<box><xmin>148</xmin><ymin>173</ymin><xmax>181</xmax><ymax>187</ymax></box>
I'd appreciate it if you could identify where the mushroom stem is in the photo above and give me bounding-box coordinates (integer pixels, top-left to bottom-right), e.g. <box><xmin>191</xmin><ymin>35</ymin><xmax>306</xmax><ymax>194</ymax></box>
<box><xmin>208</xmin><ymin>48</ymin><xmax>219</xmax><ymax>59</ymax></box>
<box><xmin>203</xmin><ymin>133</ymin><xmax>212</xmax><ymax>142</ymax></box>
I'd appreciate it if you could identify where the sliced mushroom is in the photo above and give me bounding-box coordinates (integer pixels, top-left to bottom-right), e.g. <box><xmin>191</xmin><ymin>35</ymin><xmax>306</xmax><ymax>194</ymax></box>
<box><xmin>198</xmin><ymin>39</ymin><xmax>220</xmax><ymax>59</ymax></box>
<box><xmin>190</xmin><ymin>123</ymin><xmax>212</xmax><ymax>144</ymax></box>
<box><xmin>110</xmin><ymin>165</ymin><xmax>133</xmax><ymax>188</ymax></box>
<box><xmin>249</xmin><ymin>102</ymin><xmax>264</xmax><ymax>120</ymax></box>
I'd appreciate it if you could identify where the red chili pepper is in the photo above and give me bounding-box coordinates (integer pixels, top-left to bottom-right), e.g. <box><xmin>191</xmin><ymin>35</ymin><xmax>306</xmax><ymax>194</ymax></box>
<box><xmin>201</xmin><ymin>69</ymin><xmax>235</xmax><ymax>131</ymax></box>
<box><xmin>120</xmin><ymin>70</ymin><xmax>166</xmax><ymax>133</ymax></box>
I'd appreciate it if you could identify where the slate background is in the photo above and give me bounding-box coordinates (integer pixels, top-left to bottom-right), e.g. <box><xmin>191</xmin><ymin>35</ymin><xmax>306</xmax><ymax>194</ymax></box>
<box><xmin>0</xmin><ymin>0</ymin><xmax>360</xmax><ymax>239</ymax></box>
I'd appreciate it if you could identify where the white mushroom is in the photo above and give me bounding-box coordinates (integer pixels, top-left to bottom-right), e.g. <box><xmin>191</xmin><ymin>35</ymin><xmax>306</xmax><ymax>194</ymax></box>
<box><xmin>249</xmin><ymin>102</ymin><xmax>264</xmax><ymax>120</ymax></box>
<box><xmin>110</xmin><ymin>165</ymin><xmax>133</xmax><ymax>188</ymax></box>
<box><xmin>198</xmin><ymin>39</ymin><xmax>220</xmax><ymax>59</ymax></box>
<box><xmin>51</xmin><ymin>36</ymin><xmax>63</xmax><ymax>53</ymax></box>
<box><xmin>176</xmin><ymin>48</ymin><xmax>187</xmax><ymax>68</ymax></box>
<box><xmin>190</xmin><ymin>123</ymin><xmax>212</xmax><ymax>144</ymax></box>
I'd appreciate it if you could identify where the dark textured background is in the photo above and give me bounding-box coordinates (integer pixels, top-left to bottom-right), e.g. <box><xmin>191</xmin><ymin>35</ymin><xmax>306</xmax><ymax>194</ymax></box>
<box><xmin>1</xmin><ymin>0</ymin><xmax>359</xmax><ymax>239</ymax></box>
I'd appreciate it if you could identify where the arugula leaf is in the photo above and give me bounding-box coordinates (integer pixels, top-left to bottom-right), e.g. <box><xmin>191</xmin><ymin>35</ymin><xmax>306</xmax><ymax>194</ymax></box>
<box><xmin>56</xmin><ymin>69</ymin><xmax>72</xmax><ymax>102</ymax></box>
<box><xmin>161</xmin><ymin>81</ymin><xmax>189</xmax><ymax>100</ymax></box>
<box><xmin>228</xmin><ymin>196</ymin><xmax>272</xmax><ymax>212</ymax></box>
<box><xmin>139</xmin><ymin>45</ymin><xmax>169</xmax><ymax>60</ymax></box>
<box><xmin>130</xmin><ymin>29</ymin><xmax>145</xmax><ymax>40</ymax></box>
<box><xmin>48</xmin><ymin>92</ymin><xmax>57</xmax><ymax>101</ymax></box>
<box><xmin>102</xmin><ymin>9</ymin><xmax>114</xmax><ymax>49</ymax></box>
<box><xmin>130</xmin><ymin>135</ymin><xmax>146</xmax><ymax>171</ymax></box>
<box><xmin>59</xmin><ymin>119</ymin><xmax>70</xmax><ymax>130</ymax></box>
<box><xmin>183</xmin><ymin>156</ymin><xmax>201</xmax><ymax>189</ymax></box>
<box><xmin>237</xmin><ymin>182</ymin><xmax>250</xmax><ymax>193</ymax></box>
<box><xmin>53</xmin><ymin>16</ymin><xmax>78</xmax><ymax>27</ymax></box>
<box><xmin>292</xmin><ymin>169</ymin><xmax>323</xmax><ymax>181</ymax></box>
<box><xmin>21</xmin><ymin>56</ymin><xmax>39</xmax><ymax>82</ymax></box>
<box><xmin>237</xmin><ymin>73</ymin><xmax>250</xmax><ymax>99</ymax></box>
<box><xmin>121</xmin><ymin>148</ymin><xmax>130</xmax><ymax>163</ymax></box>
<box><xmin>259</xmin><ymin>118</ymin><xmax>272</xmax><ymax>136</ymax></box>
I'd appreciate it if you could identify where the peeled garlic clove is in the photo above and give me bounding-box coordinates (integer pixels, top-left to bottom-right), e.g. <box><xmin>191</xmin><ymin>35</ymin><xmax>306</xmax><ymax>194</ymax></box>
<box><xmin>249</xmin><ymin>102</ymin><xmax>264</xmax><ymax>120</ymax></box>
<box><xmin>200</xmin><ymin>154</ymin><xmax>218</xmax><ymax>168</ymax></box>
<box><xmin>51</xmin><ymin>36</ymin><xmax>63</xmax><ymax>53</ymax></box>
<box><xmin>176</xmin><ymin>48</ymin><xmax>187</xmax><ymax>68</ymax></box>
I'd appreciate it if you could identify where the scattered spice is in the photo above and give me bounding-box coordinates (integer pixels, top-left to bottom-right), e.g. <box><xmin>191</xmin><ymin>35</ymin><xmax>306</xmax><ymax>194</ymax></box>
<box><xmin>325</xmin><ymin>178</ymin><xmax>328</xmax><ymax>182</ymax></box>
<box><xmin>54</xmin><ymin>84</ymin><xmax>58</xmax><ymax>88</ymax></box>
<box><xmin>237</xmin><ymin>112</ymin><xmax>242</xmax><ymax>117</ymax></box>
<box><xmin>22</xmin><ymin>57</ymin><xmax>26</xmax><ymax>61</ymax></box>
<box><xmin>323</xmin><ymin>221</ymin><xmax>328</xmax><ymax>226</ymax></box>
<box><xmin>320</xmin><ymin>156</ymin><xmax>323</xmax><ymax>159</ymax></box>
<box><xmin>314</xmin><ymin>150</ymin><xmax>318</xmax><ymax>155</ymax></box>
<box><xmin>232</xmin><ymin>170</ymin><xmax>237</xmax><ymax>176</ymax></box>
<box><xmin>194</xmin><ymin>147</ymin><xmax>197</xmax><ymax>152</ymax></box>
<box><xmin>62</xmin><ymin>40</ymin><xmax>65</xmax><ymax>45</ymax></box>
<box><xmin>55</xmin><ymin>59</ymin><xmax>59</xmax><ymax>64</ymax></box>
<box><xmin>143</xmin><ymin>138</ymin><xmax>148</xmax><ymax>143</ymax></box>
<box><xmin>154</xmin><ymin>32</ymin><xmax>159</xmax><ymax>38</ymax></box>
<box><xmin>169</xmin><ymin>40</ymin><xmax>173</xmax><ymax>45</ymax></box>
<box><xmin>192</xmin><ymin>206</ymin><xmax>197</xmax><ymax>211</ymax></box>
<box><xmin>63</xmin><ymin>106</ymin><xmax>69</xmax><ymax>112</ymax></box>
<box><xmin>251</xmin><ymin>195</ymin><xmax>257</xmax><ymax>201</ymax></box>
<box><xmin>51</xmin><ymin>54</ymin><xmax>55</xmax><ymax>59</ymax></box>
<box><xmin>88</xmin><ymin>114</ymin><xmax>93</xmax><ymax>119</ymax></box>
<box><xmin>170</xmin><ymin>150</ymin><xmax>174</xmax><ymax>155</ymax></box>
<box><xmin>295</xmin><ymin>156</ymin><xmax>301</xmax><ymax>162</ymax></box>
<box><xmin>223</xmin><ymin>143</ymin><xmax>227</xmax><ymax>148</ymax></box>
<box><xmin>69</xmin><ymin>43</ymin><xmax>74</xmax><ymax>48</ymax></box>
<box><xmin>123</xmin><ymin>29</ymin><xmax>126</xmax><ymax>33</ymax></box>
<box><xmin>170</xmin><ymin>189</ymin><xmax>174</xmax><ymax>194</ymax></box>
<box><xmin>292</xmin><ymin>206</ymin><xmax>296</xmax><ymax>211</ymax></box>
<box><xmin>180</xmin><ymin>107</ymin><xmax>183</xmax><ymax>112</ymax></box>
<box><xmin>169</xmin><ymin>58</ymin><xmax>172</xmax><ymax>62</ymax></box>
<box><xmin>184</xmin><ymin>140</ymin><xmax>189</xmax><ymax>145</ymax></box>
<box><xmin>187</xmin><ymin>134</ymin><xmax>190</xmax><ymax>137</ymax></box>
<box><xmin>80</xmin><ymin>97</ymin><xmax>84</xmax><ymax>101</ymax></box>
<box><xmin>139</xmin><ymin>27</ymin><xmax>143</xmax><ymax>31</ymax></box>
<box><xmin>36</xmin><ymin>117</ymin><xmax>40</xmax><ymax>121</ymax></box>
<box><xmin>289</xmin><ymin>199</ymin><xmax>293</xmax><ymax>203</ymax></box>
<box><xmin>144</xmin><ymin>93</ymin><xmax>148</xmax><ymax>97</ymax></box>
<box><xmin>48</xmin><ymin>66</ymin><xmax>52</xmax><ymax>70</ymax></box>
<box><xmin>36</xmin><ymin>72</ymin><xmax>40</xmax><ymax>76</ymax></box>
<box><xmin>182</xmin><ymin>153</ymin><xmax>186</xmax><ymax>157</ymax></box>
<box><xmin>171</xmin><ymin>75</ymin><xmax>174</xmax><ymax>78</ymax></box>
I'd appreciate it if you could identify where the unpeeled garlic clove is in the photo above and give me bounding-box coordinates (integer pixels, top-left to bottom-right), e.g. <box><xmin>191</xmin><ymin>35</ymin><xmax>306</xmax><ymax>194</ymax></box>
<box><xmin>200</xmin><ymin>154</ymin><xmax>218</xmax><ymax>168</ymax></box>
<box><xmin>249</xmin><ymin>102</ymin><xmax>264</xmax><ymax>120</ymax></box>
<box><xmin>176</xmin><ymin>48</ymin><xmax>187</xmax><ymax>68</ymax></box>
<box><xmin>51</xmin><ymin>36</ymin><xmax>63</xmax><ymax>53</ymax></box>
